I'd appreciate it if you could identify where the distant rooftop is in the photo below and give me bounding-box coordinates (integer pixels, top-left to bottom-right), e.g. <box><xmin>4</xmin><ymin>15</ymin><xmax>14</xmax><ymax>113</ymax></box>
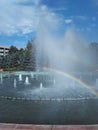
<box><xmin>0</xmin><ymin>45</ymin><xmax>10</xmax><ymax>49</ymax></box>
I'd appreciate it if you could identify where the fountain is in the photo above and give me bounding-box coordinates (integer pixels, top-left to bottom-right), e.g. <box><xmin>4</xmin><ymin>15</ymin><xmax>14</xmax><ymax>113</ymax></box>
<box><xmin>40</xmin><ymin>82</ymin><xmax>43</xmax><ymax>89</ymax></box>
<box><xmin>25</xmin><ymin>76</ymin><xmax>30</xmax><ymax>85</ymax></box>
<box><xmin>0</xmin><ymin>3</ymin><xmax>97</xmax><ymax>125</ymax></box>
<box><xmin>19</xmin><ymin>74</ymin><xmax>22</xmax><ymax>81</ymax></box>
<box><xmin>0</xmin><ymin>70</ymin><xmax>97</xmax><ymax>124</ymax></box>
<box><xmin>0</xmin><ymin>73</ymin><xmax>3</xmax><ymax>84</ymax></box>
<box><xmin>14</xmin><ymin>79</ymin><xmax>17</xmax><ymax>88</ymax></box>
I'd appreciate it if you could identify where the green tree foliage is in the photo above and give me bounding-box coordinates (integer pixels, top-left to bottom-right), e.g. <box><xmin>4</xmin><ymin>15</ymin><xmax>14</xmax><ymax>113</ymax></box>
<box><xmin>8</xmin><ymin>46</ymin><xmax>18</xmax><ymax>55</ymax></box>
<box><xmin>1</xmin><ymin>40</ymin><xmax>98</xmax><ymax>71</ymax></box>
<box><xmin>1</xmin><ymin>55</ymin><xmax>10</xmax><ymax>68</ymax></box>
<box><xmin>23</xmin><ymin>40</ymin><xmax>36</xmax><ymax>70</ymax></box>
<box><xmin>0</xmin><ymin>39</ymin><xmax>36</xmax><ymax>71</ymax></box>
<box><xmin>1</xmin><ymin>46</ymin><xmax>19</xmax><ymax>69</ymax></box>
<box><xmin>18</xmin><ymin>48</ymin><xmax>25</xmax><ymax>69</ymax></box>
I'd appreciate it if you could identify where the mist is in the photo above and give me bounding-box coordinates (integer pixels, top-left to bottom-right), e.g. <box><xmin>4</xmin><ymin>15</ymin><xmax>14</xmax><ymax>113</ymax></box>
<box><xmin>35</xmin><ymin>6</ymin><xmax>91</xmax><ymax>72</ymax></box>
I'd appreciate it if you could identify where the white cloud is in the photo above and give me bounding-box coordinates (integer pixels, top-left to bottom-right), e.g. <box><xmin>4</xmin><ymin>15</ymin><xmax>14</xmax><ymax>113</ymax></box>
<box><xmin>38</xmin><ymin>5</ymin><xmax>63</xmax><ymax>31</ymax></box>
<box><xmin>0</xmin><ymin>0</ymin><xmax>40</xmax><ymax>36</ymax></box>
<box><xmin>34</xmin><ymin>0</ymin><xmax>41</xmax><ymax>5</ymax></box>
<box><xmin>65</xmin><ymin>19</ymin><xmax>72</xmax><ymax>24</ymax></box>
<box><xmin>40</xmin><ymin>5</ymin><xmax>48</xmax><ymax>11</ymax></box>
<box><xmin>0</xmin><ymin>0</ymin><xmax>65</xmax><ymax>36</ymax></box>
<box><xmin>15</xmin><ymin>0</ymin><xmax>41</xmax><ymax>6</ymax></box>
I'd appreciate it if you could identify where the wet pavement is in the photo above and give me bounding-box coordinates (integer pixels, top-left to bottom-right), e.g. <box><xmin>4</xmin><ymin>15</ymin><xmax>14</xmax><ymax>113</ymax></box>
<box><xmin>0</xmin><ymin>123</ymin><xmax>98</xmax><ymax>130</ymax></box>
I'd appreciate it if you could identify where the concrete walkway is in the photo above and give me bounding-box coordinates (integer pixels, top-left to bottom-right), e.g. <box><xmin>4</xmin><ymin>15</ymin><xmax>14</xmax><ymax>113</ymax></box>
<box><xmin>0</xmin><ymin>123</ymin><xmax>98</xmax><ymax>130</ymax></box>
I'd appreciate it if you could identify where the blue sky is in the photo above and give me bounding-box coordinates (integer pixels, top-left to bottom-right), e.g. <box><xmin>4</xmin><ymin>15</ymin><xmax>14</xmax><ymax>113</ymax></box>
<box><xmin>0</xmin><ymin>0</ymin><xmax>98</xmax><ymax>48</ymax></box>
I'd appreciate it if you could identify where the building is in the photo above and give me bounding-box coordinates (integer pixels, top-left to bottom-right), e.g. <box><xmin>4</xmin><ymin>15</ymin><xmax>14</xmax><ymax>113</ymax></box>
<box><xmin>0</xmin><ymin>45</ymin><xmax>10</xmax><ymax>58</ymax></box>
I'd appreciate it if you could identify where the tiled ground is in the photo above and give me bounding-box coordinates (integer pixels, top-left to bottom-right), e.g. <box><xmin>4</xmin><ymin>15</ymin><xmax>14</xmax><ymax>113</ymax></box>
<box><xmin>0</xmin><ymin>123</ymin><xmax>98</xmax><ymax>130</ymax></box>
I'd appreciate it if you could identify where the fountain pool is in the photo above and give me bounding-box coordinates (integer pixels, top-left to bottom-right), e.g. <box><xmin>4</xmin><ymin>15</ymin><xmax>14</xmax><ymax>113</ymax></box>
<box><xmin>0</xmin><ymin>71</ymin><xmax>98</xmax><ymax>125</ymax></box>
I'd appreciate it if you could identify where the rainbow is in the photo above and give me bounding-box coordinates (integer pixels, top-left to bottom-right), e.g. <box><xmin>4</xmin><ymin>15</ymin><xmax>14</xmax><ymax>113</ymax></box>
<box><xmin>42</xmin><ymin>67</ymin><xmax>98</xmax><ymax>96</ymax></box>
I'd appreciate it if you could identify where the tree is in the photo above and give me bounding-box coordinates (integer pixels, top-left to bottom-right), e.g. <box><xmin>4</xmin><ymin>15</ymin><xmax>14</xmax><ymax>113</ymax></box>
<box><xmin>1</xmin><ymin>55</ymin><xmax>11</xmax><ymax>68</ymax></box>
<box><xmin>1</xmin><ymin>46</ymin><xmax>19</xmax><ymax>69</ymax></box>
<box><xmin>23</xmin><ymin>40</ymin><xmax>36</xmax><ymax>70</ymax></box>
<box><xmin>8</xmin><ymin>46</ymin><xmax>18</xmax><ymax>55</ymax></box>
<box><xmin>1</xmin><ymin>39</ymin><xmax>36</xmax><ymax>71</ymax></box>
<box><xmin>18</xmin><ymin>48</ymin><xmax>25</xmax><ymax>69</ymax></box>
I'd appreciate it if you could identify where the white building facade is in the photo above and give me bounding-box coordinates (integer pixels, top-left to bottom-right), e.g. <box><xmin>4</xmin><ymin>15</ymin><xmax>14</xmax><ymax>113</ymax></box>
<box><xmin>0</xmin><ymin>45</ymin><xmax>10</xmax><ymax>57</ymax></box>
